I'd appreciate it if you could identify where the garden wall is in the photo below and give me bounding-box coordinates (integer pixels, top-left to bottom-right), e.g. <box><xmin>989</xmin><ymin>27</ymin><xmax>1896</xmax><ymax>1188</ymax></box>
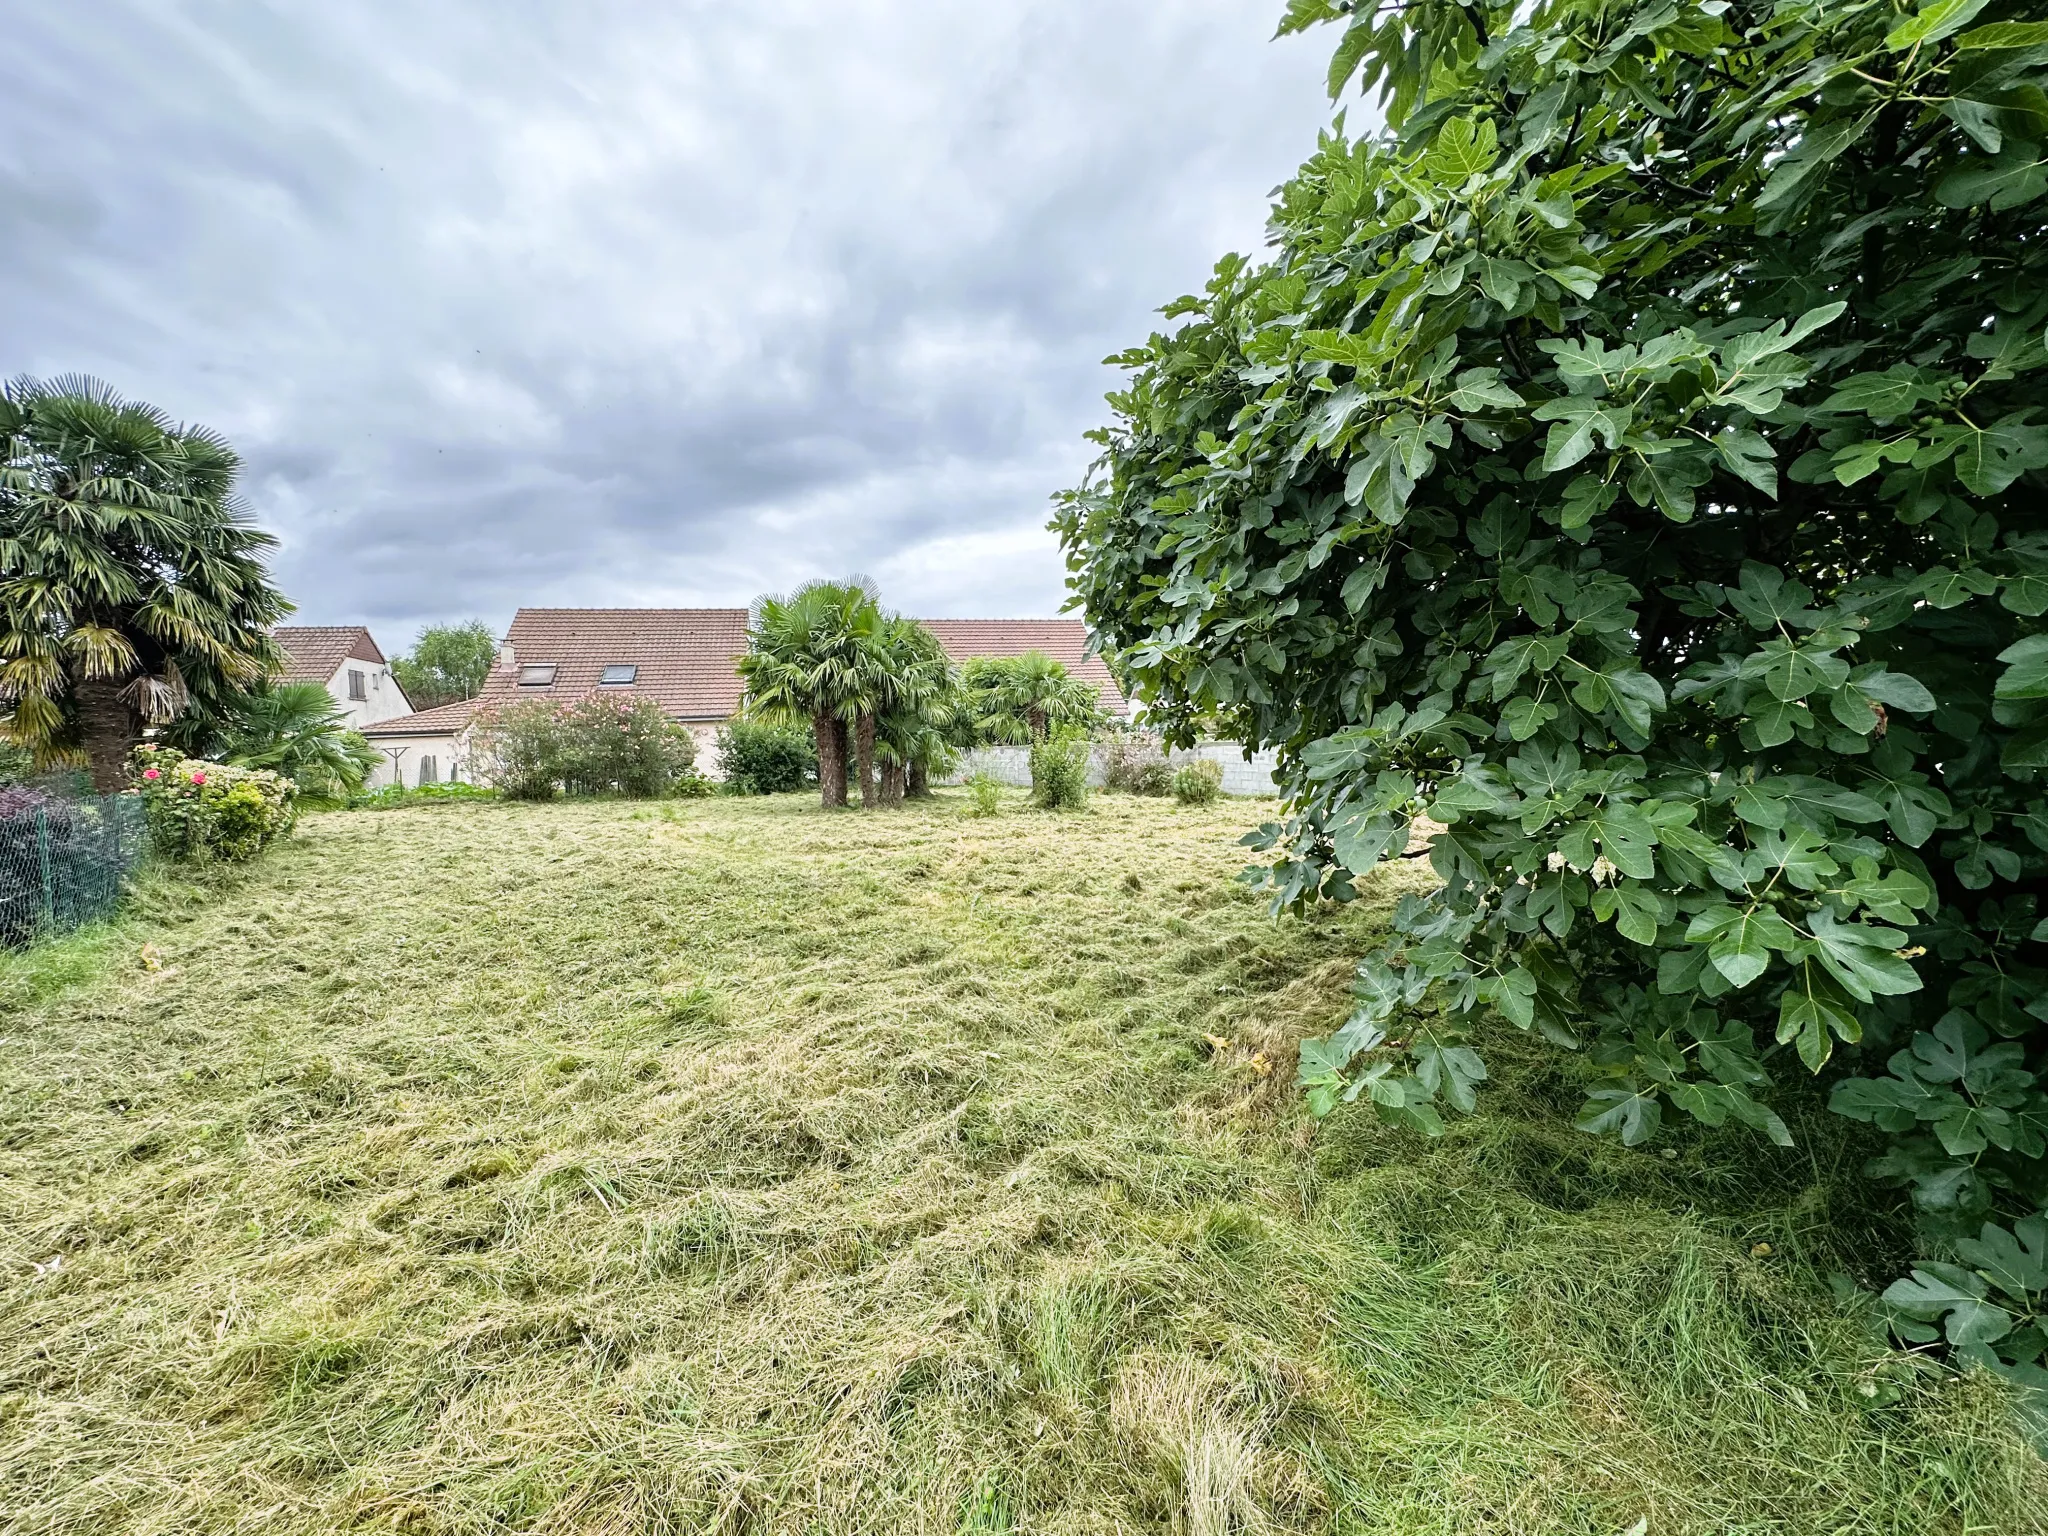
<box><xmin>945</xmin><ymin>741</ymin><xmax>1281</xmax><ymax>796</ymax></box>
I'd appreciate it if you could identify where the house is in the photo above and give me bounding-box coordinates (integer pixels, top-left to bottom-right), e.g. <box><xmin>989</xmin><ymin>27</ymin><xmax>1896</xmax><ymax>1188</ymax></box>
<box><xmin>355</xmin><ymin>698</ymin><xmax>482</xmax><ymax>789</ymax></box>
<box><xmin>356</xmin><ymin>607</ymin><xmax>1126</xmax><ymax>789</ymax></box>
<box><xmin>272</xmin><ymin>626</ymin><xmax>413</xmax><ymax>729</ymax></box>
<box><xmin>921</xmin><ymin>619</ymin><xmax>1124</xmax><ymax>713</ymax></box>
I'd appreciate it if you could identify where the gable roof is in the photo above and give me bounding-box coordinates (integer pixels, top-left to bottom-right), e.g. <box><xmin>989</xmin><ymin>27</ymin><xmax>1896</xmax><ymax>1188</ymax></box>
<box><xmin>478</xmin><ymin>608</ymin><xmax>751</xmax><ymax>720</ymax></box>
<box><xmin>921</xmin><ymin>619</ymin><xmax>1125</xmax><ymax>711</ymax></box>
<box><xmin>446</xmin><ymin>609</ymin><xmax>1127</xmax><ymax>727</ymax></box>
<box><xmin>273</xmin><ymin>626</ymin><xmax>385</xmax><ymax>684</ymax></box>
<box><xmin>358</xmin><ymin>698</ymin><xmax>482</xmax><ymax>738</ymax></box>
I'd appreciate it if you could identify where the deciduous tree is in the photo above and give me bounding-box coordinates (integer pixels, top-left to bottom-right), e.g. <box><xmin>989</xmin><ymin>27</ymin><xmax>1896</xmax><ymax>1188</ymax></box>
<box><xmin>393</xmin><ymin>620</ymin><xmax>496</xmax><ymax>709</ymax></box>
<box><xmin>1057</xmin><ymin>0</ymin><xmax>2048</xmax><ymax>1382</ymax></box>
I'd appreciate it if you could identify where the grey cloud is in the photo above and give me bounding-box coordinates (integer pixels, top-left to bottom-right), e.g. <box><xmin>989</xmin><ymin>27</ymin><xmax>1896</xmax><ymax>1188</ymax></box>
<box><xmin>1</xmin><ymin>1</ymin><xmax>1339</xmax><ymax>640</ymax></box>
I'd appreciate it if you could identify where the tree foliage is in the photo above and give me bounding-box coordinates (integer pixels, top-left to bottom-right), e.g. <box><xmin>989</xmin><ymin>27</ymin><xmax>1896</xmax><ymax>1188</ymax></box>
<box><xmin>0</xmin><ymin>377</ymin><xmax>288</xmax><ymax>790</ymax></box>
<box><xmin>717</xmin><ymin>719</ymin><xmax>817</xmax><ymax>795</ymax></box>
<box><xmin>471</xmin><ymin>695</ymin><xmax>697</xmax><ymax>800</ymax></box>
<box><xmin>738</xmin><ymin>581</ymin><xmax>957</xmax><ymax>807</ymax></box>
<box><xmin>392</xmin><ymin>620</ymin><xmax>496</xmax><ymax>710</ymax></box>
<box><xmin>221</xmin><ymin>681</ymin><xmax>382</xmax><ymax>807</ymax></box>
<box><xmin>1055</xmin><ymin>0</ymin><xmax>2048</xmax><ymax>1389</ymax></box>
<box><xmin>961</xmin><ymin>651</ymin><xmax>1104</xmax><ymax>744</ymax></box>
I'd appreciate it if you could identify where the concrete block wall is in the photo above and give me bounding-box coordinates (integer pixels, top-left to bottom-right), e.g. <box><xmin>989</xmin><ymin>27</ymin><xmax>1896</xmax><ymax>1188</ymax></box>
<box><xmin>944</xmin><ymin>741</ymin><xmax>1282</xmax><ymax>797</ymax></box>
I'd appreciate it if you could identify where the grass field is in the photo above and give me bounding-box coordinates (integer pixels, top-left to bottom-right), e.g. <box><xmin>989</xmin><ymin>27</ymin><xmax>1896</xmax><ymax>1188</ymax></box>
<box><xmin>1</xmin><ymin>790</ymin><xmax>2042</xmax><ymax>1534</ymax></box>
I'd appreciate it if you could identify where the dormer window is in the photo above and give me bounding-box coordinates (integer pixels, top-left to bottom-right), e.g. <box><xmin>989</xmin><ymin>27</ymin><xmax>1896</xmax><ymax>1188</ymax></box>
<box><xmin>599</xmin><ymin>664</ymin><xmax>638</xmax><ymax>685</ymax></box>
<box><xmin>519</xmin><ymin>663</ymin><xmax>558</xmax><ymax>687</ymax></box>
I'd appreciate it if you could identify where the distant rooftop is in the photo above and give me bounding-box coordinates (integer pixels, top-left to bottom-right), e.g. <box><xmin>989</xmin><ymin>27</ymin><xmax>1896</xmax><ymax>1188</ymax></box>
<box><xmin>400</xmin><ymin>609</ymin><xmax>1127</xmax><ymax>726</ymax></box>
<box><xmin>358</xmin><ymin>698</ymin><xmax>482</xmax><ymax>738</ymax></box>
<box><xmin>920</xmin><ymin>619</ymin><xmax>1123</xmax><ymax>711</ymax></box>
<box><xmin>272</xmin><ymin>625</ymin><xmax>385</xmax><ymax>685</ymax></box>
<box><xmin>480</xmin><ymin>608</ymin><xmax>751</xmax><ymax>720</ymax></box>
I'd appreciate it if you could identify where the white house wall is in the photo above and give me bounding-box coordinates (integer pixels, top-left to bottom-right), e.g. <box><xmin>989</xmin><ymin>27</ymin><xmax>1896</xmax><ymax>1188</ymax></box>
<box><xmin>325</xmin><ymin>659</ymin><xmax>412</xmax><ymax>729</ymax></box>
<box><xmin>367</xmin><ymin>732</ymin><xmax>472</xmax><ymax>789</ymax></box>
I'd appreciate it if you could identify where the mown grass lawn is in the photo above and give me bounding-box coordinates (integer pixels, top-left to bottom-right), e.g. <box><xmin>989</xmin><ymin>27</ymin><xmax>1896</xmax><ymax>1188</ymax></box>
<box><xmin>1</xmin><ymin>790</ymin><xmax>2041</xmax><ymax>1535</ymax></box>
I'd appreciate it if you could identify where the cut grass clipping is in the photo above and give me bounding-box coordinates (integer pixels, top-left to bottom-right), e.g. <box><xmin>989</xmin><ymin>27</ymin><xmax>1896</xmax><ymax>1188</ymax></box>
<box><xmin>2</xmin><ymin>792</ymin><xmax>2042</xmax><ymax>1534</ymax></box>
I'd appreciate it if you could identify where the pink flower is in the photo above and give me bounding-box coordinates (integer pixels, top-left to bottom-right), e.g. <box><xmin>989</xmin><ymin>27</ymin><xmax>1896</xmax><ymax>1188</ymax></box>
<box><xmin>142</xmin><ymin>768</ymin><xmax>160</xmax><ymax>781</ymax></box>
<box><xmin>190</xmin><ymin>771</ymin><xmax>207</xmax><ymax>785</ymax></box>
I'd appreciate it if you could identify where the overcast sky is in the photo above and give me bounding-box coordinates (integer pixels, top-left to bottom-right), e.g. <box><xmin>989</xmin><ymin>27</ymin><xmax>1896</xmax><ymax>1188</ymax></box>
<box><xmin>1</xmin><ymin>3</ymin><xmax>1339</xmax><ymax>643</ymax></box>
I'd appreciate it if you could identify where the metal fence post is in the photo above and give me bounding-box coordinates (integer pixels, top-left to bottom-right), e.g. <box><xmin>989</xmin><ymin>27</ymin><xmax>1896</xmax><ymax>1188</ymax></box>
<box><xmin>34</xmin><ymin>806</ymin><xmax>55</xmax><ymax>933</ymax></box>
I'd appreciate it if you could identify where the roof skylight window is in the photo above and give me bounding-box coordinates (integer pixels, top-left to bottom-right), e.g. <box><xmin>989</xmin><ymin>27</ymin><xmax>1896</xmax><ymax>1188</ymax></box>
<box><xmin>518</xmin><ymin>663</ymin><xmax>558</xmax><ymax>686</ymax></box>
<box><xmin>599</xmin><ymin>664</ymin><xmax>638</xmax><ymax>685</ymax></box>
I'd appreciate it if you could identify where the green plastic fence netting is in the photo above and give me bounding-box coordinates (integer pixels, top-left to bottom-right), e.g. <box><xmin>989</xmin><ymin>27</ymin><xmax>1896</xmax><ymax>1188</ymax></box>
<box><xmin>0</xmin><ymin>788</ymin><xmax>146</xmax><ymax>947</ymax></box>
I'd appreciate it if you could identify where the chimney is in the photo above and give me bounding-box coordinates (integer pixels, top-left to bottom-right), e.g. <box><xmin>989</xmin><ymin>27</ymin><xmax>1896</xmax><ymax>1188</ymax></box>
<box><xmin>497</xmin><ymin>639</ymin><xmax>515</xmax><ymax>669</ymax></box>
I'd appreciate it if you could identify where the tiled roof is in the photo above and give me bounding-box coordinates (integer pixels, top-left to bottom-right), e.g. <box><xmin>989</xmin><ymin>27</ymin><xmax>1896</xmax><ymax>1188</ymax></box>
<box><xmin>479</xmin><ymin>608</ymin><xmax>751</xmax><ymax>720</ymax></box>
<box><xmin>429</xmin><ymin>610</ymin><xmax>1126</xmax><ymax>728</ymax></box>
<box><xmin>358</xmin><ymin>698</ymin><xmax>481</xmax><ymax>737</ymax></box>
<box><xmin>273</xmin><ymin>626</ymin><xmax>385</xmax><ymax>684</ymax></box>
<box><xmin>921</xmin><ymin>619</ymin><xmax>1125</xmax><ymax>710</ymax></box>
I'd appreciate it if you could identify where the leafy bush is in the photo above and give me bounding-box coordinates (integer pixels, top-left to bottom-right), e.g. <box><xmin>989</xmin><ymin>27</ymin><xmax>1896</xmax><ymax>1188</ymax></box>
<box><xmin>965</xmin><ymin>771</ymin><xmax>1003</xmax><ymax>818</ymax></box>
<box><xmin>1171</xmin><ymin>759</ymin><xmax>1223</xmax><ymax>807</ymax></box>
<box><xmin>1029</xmin><ymin>735</ymin><xmax>1090</xmax><ymax>811</ymax></box>
<box><xmin>1055</xmin><ymin>1</ymin><xmax>2048</xmax><ymax>1381</ymax></box>
<box><xmin>671</xmin><ymin>767</ymin><xmax>715</xmax><ymax>799</ymax></box>
<box><xmin>474</xmin><ymin>697</ymin><xmax>696</xmax><ymax>800</ymax></box>
<box><xmin>559</xmin><ymin>695</ymin><xmax>697</xmax><ymax>797</ymax></box>
<box><xmin>717</xmin><ymin>719</ymin><xmax>817</xmax><ymax>794</ymax></box>
<box><xmin>348</xmin><ymin>782</ymin><xmax>500</xmax><ymax>811</ymax></box>
<box><xmin>131</xmin><ymin>746</ymin><xmax>293</xmax><ymax>863</ymax></box>
<box><xmin>473</xmin><ymin>701</ymin><xmax>566</xmax><ymax>801</ymax></box>
<box><xmin>1101</xmin><ymin>732</ymin><xmax>1173</xmax><ymax>796</ymax></box>
<box><xmin>0</xmin><ymin>740</ymin><xmax>33</xmax><ymax>788</ymax></box>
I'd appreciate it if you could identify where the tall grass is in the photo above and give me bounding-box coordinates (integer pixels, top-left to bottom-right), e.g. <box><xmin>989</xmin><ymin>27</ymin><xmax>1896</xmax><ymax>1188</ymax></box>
<box><xmin>0</xmin><ymin>793</ymin><xmax>2039</xmax><ymax>1534</ymax></box>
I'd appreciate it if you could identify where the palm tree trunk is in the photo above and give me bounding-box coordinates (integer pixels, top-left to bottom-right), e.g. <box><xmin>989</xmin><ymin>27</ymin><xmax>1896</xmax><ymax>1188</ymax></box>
<box><xmin>855</xmin><ymin>712</ymin><xmax>878</xmax><ymax>808</ymax></box>
<box><xmin>76</xmin><ymin>673</ymin><xmax>141</xmax><ymax>793</ymax></box>
<box><xmin>1028</xmin><ymin>706</ymin><xmax>1047</xmax><ymax>742</ymax></box>
<box><xmin>813</xmin><ymin>710</ymin><xmax>847</xmax><ymax>808</ymax></box>
<box><xmin>907</xmin><ymin>761</ymin><xmax>928</xmax><ymax>798</ymax></box>
<box><xmin>879</xmin><ymin>761</ymin><xmax>905</xmax><ymax>806</ymax></box>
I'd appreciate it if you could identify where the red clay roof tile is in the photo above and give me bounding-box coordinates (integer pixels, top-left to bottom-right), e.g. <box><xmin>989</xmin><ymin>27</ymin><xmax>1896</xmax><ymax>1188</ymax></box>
<box><xmin>436</xmin><ymin>609</ymin><xmax>1127</xmax><ymax>727</ymax></box>
<box><xmin>273</xmin><ymin>626</ymin><xmax>385</xmax><ymax>684</ymax></box>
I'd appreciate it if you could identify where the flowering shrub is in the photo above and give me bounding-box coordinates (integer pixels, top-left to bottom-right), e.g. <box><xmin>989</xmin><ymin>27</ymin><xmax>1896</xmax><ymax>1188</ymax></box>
<box><xmin>560</xmin><ymin>695</ymin><xmax>697</xmax><ymax>797</ymax></box>
<box><xmin>471</xmin><ymin>701</ymin><xmax>565</xmax><ymax>801</ymax></box>
<box><xmin>472</xmin><ymin>696</ymin><xmax>699</xmax><ymax>800</ymax></box>
<box><xmin>130</xmin><ymin>746</ymin><xmax>294</xmax><ymax>862</ymax></box>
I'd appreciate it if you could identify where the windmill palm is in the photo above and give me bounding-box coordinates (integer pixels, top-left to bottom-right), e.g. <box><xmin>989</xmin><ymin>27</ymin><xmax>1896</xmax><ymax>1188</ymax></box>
<box><xmin>870</xmin><ymin>617</ymin><xmax>958</xmax><ymax>806</ymax></box>
<box><xmin>965</xmin><ymin>651</ymin><xmax>1101</xmax><ymax>744</ymax></box>
<box><xmin>737</xmin><ymin>579</ymin><xmax>884</xmax><ymax>808</ymax></box>
<box><xmin>0</xmin><ymin>377</ymin><xmax>289</xmax><ymax>790</ymax></box>
<box><xmin>222</xmin><ymin>682</ymin><xmax>382</xmax><ymax>807</ymax></box>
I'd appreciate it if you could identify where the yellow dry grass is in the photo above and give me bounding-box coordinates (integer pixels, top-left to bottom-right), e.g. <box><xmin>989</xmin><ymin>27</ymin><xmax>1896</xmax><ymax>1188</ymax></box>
<box><xmin>0</xmin><ymin>789</ymin><xmax>2040</xmax><ymax>1534</ymax></box>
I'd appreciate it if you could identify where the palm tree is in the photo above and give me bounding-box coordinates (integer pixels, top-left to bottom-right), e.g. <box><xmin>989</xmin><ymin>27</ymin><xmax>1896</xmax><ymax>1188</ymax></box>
<box><xmin>964</xmin><ymin>651</ymin><xmax>1101</xmax><ymax>744</ymax></box>
<box><xmin>737</xmin><ymin>580</ymin><xmax>884</xmax><ymax>808</ymax></box>
<box><xmin>221</xmin><ymin>682</ymin><xmax>382</xmax><ymax>807</ymax></box>
<box><xmin>870</xmin><ymin>618</ymin><xmax>957</xmax><ymax>806</ymax></box>
<box><xmin>0</xmin><ymin>377</ymin><xmax>288</xmax><ymax>791</ymax></box>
